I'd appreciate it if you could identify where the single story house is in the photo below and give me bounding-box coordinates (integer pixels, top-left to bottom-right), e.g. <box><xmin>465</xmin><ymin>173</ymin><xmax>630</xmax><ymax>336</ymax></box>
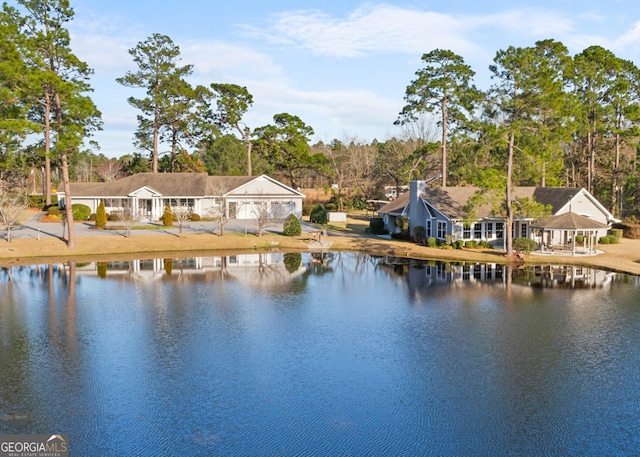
<box><xmin>378</xmin><ymin>180</ymin><xmax>616</xmax><ymax>250</ymax></box>
<box><xmin>57</xmin><ymin>173</ymin><xmax>305</xmax><ymax>221</ymax></box>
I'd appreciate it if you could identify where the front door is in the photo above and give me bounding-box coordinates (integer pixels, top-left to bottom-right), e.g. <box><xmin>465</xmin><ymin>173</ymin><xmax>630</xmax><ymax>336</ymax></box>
<box><xmin>142</xmin><ymin>199</ymin><xmax>153</xmax><ymax>221</ymax></box>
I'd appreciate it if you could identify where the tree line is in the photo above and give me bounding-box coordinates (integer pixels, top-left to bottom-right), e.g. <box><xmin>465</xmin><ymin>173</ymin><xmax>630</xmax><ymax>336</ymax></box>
<box><xmin>2</xmin><ymin>1</ymin><xmax>640</xmax><ymax>251</ymax></box>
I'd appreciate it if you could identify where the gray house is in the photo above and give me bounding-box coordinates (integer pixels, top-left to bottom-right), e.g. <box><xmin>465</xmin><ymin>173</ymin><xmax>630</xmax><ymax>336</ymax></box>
<box><xmin>58</xmin><ymin>173</ymin><xmax>305</xmax><ymax>222</ymax></box>
<box><xmin>378</xmin><ymin>180</ymin><xmax>616</xmax><ymax>249</ymax></box>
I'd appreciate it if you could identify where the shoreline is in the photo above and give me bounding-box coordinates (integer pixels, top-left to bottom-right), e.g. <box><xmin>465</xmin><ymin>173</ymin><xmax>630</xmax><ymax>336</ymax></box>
<box><xmin>2</xmin><ymin>230</ymin><xmax>640</xmax><ymax>276</ymax></box>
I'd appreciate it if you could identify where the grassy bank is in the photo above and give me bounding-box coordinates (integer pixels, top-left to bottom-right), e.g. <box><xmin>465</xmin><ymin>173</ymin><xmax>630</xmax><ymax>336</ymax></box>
<box><xmin>2</xmin><ymin>213</ymin><xmax>640</xmax><ymax>276</ymax></box>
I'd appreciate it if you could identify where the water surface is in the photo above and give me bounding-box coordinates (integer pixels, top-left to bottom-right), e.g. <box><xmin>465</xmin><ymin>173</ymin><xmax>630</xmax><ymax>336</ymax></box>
<box><xmin>1</xmin><ymin>253</ymin><xmax>639</xmax><ymax>456</ymax></box>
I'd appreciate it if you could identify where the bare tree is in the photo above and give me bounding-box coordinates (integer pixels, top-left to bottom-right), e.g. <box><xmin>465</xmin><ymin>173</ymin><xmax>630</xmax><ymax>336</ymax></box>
<box><xmin>205</xmin><ymin>181</ymin><xmax>240</xmax><ymax>236</ymax></box>
<box><xmin>75</xmin><ymin>159</ymin><xmax>94</xmax><ymax>182</ymax></box>
<box><xmin>95</xmin><ymin>160</ymin><xmax>125</xmax><ymax>182</ymax></box>
<box><xmin>121</xmin><ymin>202</ymin><xmax>143</xmax><ymax>238</ymax></box>
<box><xmin>253</xmin><ymin>198</ymin><xmax>288</xmax><ymax>237</ymax></box>
<box><xmin>0</xmin><ymin>193</ymin><xmax>29</xmax><ymax>242</ymax></box>
<box><xmin>172</xmin><ymin>205</ymin><xmax>192</xmax><ymax>237</ymax></box>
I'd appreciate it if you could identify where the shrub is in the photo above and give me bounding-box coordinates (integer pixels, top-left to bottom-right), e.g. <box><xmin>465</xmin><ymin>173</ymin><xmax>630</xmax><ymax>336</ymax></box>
<box><xmin>454</xmin><ymin>240</ymin><xmax>464</xmax><ymax>249</ymax></box>
<box><xmin>95</xmin><ymin>201</ymin><xmax>107</xmax><ymax>228</ymax></box>
<box><xmin>513</xmin><ymin>237</ymin><xmax>537</xmax><ymax>253</ymax></box>
<box><xmin>72</xmin><ymin>203</ymin><xmax>91</xmax><ymax>221</ymax></box>
<box><xmin>283</xmin><ymin>214</ymin><xmax>302</xmax><ymax>236</ymax></box>
<box><xmin>396</xmin><ymin>216</ymin><xmax>410</xmax><ymax>234</ymax></box>
<box><xmin>600</xmin><ymin>235</ymin><xmax>618</xmax><ymax>244</ymax></box>
<box><xmin>413</xmin><ymin>225</ymin><xmax>426</xmax><ymax>243</ymax></box>
<box><xmin>46</xmin><ymin>205</ymin><xmax>61</xmax><ymax>217</ymax></box>
<box><xmin>302</xmin><ymin>204</ymin><xmax>315</xmax><ymax>216</ymax></box>
<box><xmin>351</xmin><ymin>197</ymin><xmax>367</xmax><ymax>210</ymax></box>
<box><xmin>465</xmin><ymin>240</ymin><xmax>477</xmax><ymax>249</ymax></box>
<box><xmin>190</xmin><ymin>213</ymin><xmax>201</xmax><ymax>221</ymax></box>
<box><xmin>108</xmin><ymin>212</ymin><xmax>122</xmax><ymax>222</ymax></box>
<box><xmin>162</xmin><ymin>204</ymin><xmax>173</xmax><ymax>226</ymax></box>
<box><xmin>610</xmin><ymin>228</ymin><xmax>623</xmax><ymax>240</ymax></box>
<box><xmin>325</xmin><ymin>203</ymin><xmax>337</xmax><ymax>212</ymax></box>
<box><xmin>574</xmin><ymin>235</ymin><xmax>584</xmax><ymax>244</ymax></box>
<box><xmin>310</xmin><ymin>205</ymin><xmax>327</xmax><ymax>224</ymax></box>
<box><xmin>369</xmin><ymin>218</ymin><xmax>387</xmax><ymax>235</ymax></box>
<box><xmin>426</xmin><ymin>237</ymin><xmax>437</xmax><ymax>247</ymax></box>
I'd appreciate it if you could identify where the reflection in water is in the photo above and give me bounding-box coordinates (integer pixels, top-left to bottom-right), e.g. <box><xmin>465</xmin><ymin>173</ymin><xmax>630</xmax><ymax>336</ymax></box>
<box><xmin>0</xmin><ymin>253</ymin><xmax>639</xmax><ymax>456</ymax></box>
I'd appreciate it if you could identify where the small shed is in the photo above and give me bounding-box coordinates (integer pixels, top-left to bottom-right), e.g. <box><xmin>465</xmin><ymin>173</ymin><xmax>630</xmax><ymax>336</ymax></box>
<box><xmin>531</xmin><ymin>212</ymin><xmax>609</xmax><ymax>255</ymax></box>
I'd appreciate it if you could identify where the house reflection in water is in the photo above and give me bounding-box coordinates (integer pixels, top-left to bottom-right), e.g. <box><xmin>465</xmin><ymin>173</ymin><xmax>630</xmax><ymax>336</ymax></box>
<box><xmin>76</xmin><ymin>253</ymin><xmax>307</xmax><ymax>288</ymax></box>
<box><xmin>379</xmin><ymin>257</ymin><xmax>619</xmax><ymax>292</ymax></box>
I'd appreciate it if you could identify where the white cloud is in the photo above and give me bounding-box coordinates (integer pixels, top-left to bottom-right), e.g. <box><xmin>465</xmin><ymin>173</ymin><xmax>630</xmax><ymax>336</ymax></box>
<box><xmin>180</xmin><ymin>40</ymin><xmax>285</xmax><ymax>84</ymax></box>
<box><xmin>245</xmin><ymin>4</ymin><xmax>482</xmax><ymax>58</ymax></box>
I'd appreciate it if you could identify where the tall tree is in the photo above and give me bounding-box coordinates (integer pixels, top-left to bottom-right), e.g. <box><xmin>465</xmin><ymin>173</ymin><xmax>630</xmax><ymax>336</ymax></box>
<box><xmin>117</xmin><ymin>33</ymin><xmax>192</xmax><ymax>173</ymax></box>
<box><xmin>397</xmin><ymin>49</ymin><xmax>481</xmax><ymax>187</ymax></box>
<box><xmin>485</xmin><ymin>40</ymin><xmax>571</xmax><ymax>255</ymax></box>
<box><xmin>608</xmin><ymin>59</ymin><xmax>640</xmax><ymax>217</ymax></box>
<box><xmin>571</xmin><ymin>46</ymin><xmax>620</xmax><ymax>195</ymax></box>
<box><xmin>253</xmin><ymin>113</ymin><xmax>325</xmax><ymax>189</ymax></box>
<box><xmin>209</xmin><ymin>83</ymin><xmax>254</xmax><ymax>176</ymax></box>
<box><xmin>6</xmin><ymin>0</ymin><xmax>101</xmax><ymax>248</ymax></box>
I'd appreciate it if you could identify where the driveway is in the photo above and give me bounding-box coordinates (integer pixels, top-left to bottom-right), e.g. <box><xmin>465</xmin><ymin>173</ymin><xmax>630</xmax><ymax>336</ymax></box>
<box><xmin>6</xmin><ymin>211</ymin><xmax>318</xmax><ymax>241</ymax></box>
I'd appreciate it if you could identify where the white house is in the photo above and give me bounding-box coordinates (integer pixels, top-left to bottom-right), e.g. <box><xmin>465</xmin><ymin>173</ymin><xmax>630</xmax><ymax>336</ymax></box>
<box><xmin>57</xmin><ymin>173</ymin><xmax>305</xmax><ymax>221</ymax></box>
<box><xmin>378</xmin><ymin>180</ymin><xmax>617</xmax><ymax>250</ymax></box>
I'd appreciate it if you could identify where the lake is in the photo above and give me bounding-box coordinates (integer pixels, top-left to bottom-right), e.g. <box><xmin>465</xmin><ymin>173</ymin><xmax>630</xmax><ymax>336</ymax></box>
<box><xmin>1</xmin><ymin>253</ymin><xmax>639</xmax><ymax>456</ymax></box>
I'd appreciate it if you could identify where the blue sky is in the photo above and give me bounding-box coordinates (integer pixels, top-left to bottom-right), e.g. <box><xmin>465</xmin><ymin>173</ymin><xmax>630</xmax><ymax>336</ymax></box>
<box><xmin>68</xmin><ymin>0</ymin><xmax>640</xmax><ymax>158</ymax></box>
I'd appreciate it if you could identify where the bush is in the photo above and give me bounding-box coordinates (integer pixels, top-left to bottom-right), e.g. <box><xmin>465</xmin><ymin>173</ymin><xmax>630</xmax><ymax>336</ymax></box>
<box><xmin>610</xmin><ymin>228</ymin><xmax>623</xmax><ymax>240</ymax></box>
<box><xmin>351</xmin><ymin>197</ymin><xmax>367</xmax><ymax>210</ymax></box>
<box><xmin>465</xmin><ymin>240</ymin><xmax>477</xmax><ymax>249</ymax></box>
<box><xmin>108</xmin><ymin>212</ymin><xmax>122</xmax><ymax>222</ymax></box>
<box><xmin>513</xmin><ymin>237</ymin><xmax>537</xmax><ymax>253</ymax></box>
<box><xmin>396</xmin><ymin>216</ymin><xmax>410</xmax><ymax>234</ymax></box>
<box><xmin>190</xmin><ymin>213</ymin><xmax>201</xmax><ymax>221</ymax></box>
<box><xmin>46</xmin><ymin>205</ymin><xmax>61</xmax><ymax>217</ymax></box>
<box><xmin>95</xmin><ymin>201</ymin><xmax>107</xmax><ymax>228</ymax></box>
<box><xmin>413</xmin><ymin>225</ymin><xmax>426</xmax><ymax>243</ymax></box>
<box><xmin>72</xmin><ymin>203</ymin><xmax>91</xmax><ymax>221</ymax></box>
<box><xmin>310</xmin><ymin>205</ymin><xmax>327</xmax><ymax>224</ymax></box>
<box><xmin>325</xmin><ymin>203</ymin><xmax>337</xmax><ymax>212</ymax></box>
<box><xmin>426</xmin><ymin>237</ymin><xmax>437</xmax><ymax>248</ymax></box>
<box><xmin>29</xmin><ymin>195</ymin><xmax>57</xmax><ymax>208</ymax></box>
<box><xmin>600</xmin><ymin>235</ymin><xmax>618</xmax><ymax>244</ymax></box>
<box><xmin>574</xmin><ymin>235</ymin><xmax>584</xmax><ymax>244</ymax></box>
<box><xmin>162</xmin><ymin>204</ymin><xmax>173</xmax><ymax>226</ymax></box>
<box><xmin>302</xmin><ymin>204</ymin><xmax>315</xmax><ymax>216</ymax></box>
<box><xmin>454</xmin><ymin>240</ymin><xmax>464</xmax><ymax>249</ymax></box>
<box><xmin>369</xmin><ymin>217</ymin><xmax>387</xmax><ymax>235</ymax></box>
<box><xmin>283</xmin><ymin>214</ymin><xmax>302</xmax><ymax>236</ymax></box>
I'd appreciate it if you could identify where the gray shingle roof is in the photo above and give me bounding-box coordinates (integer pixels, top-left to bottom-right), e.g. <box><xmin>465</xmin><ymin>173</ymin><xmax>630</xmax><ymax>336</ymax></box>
<box><xmin>531</xmin><ymin>212</ymin><xmax>609</xmax><ymax>230</ymax></box>
<box><xmin>378</xmin><ymin>186</ymin><xmax>584</xmax><ymax>219</ymax></box>
<box><xmin>68</xmin><ymin>173</ymin><xmax>259</xmax><ymax>197</ymax></box>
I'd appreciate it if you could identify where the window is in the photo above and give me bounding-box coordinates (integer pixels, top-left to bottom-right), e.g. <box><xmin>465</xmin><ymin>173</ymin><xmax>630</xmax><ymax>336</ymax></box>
<box><xmin>426</xmin><ymin>220</ymin><xmax>432</xmax><ymax>237</ymax></box>
<box><xmin>520</xmin><ymin>223</ymin><xmax>528</xmax><ymax>238</ymax></box>
<box><xmin>486</xmin><ymin>222</ymin><xmax>493</xmax><ymax>238</ymax></box>
<box><xmin>496</xmin><ymin>222</ymin><xmax>504</xmax><ymax>238</ymax></box>
<box><xmin>474</xmin><ymin>223</ymin><xmax>482</xmax><ymax>239</ymax></box>
<box><xmin>437</xmin><ymin>221</ymin><xmax>447</xmax><ymax>239</ymax></box>
<box><xmin>463</xmin><ymin>225</ymin><xmax>471</xmax><ymax>239</ymax></box>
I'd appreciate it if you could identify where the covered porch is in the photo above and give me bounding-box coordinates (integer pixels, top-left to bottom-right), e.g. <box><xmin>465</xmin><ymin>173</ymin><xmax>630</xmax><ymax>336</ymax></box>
<box><xmin>531</xmin><ymin>212</ymin><xmax>609</xmax><ymax>256</ymax></box>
